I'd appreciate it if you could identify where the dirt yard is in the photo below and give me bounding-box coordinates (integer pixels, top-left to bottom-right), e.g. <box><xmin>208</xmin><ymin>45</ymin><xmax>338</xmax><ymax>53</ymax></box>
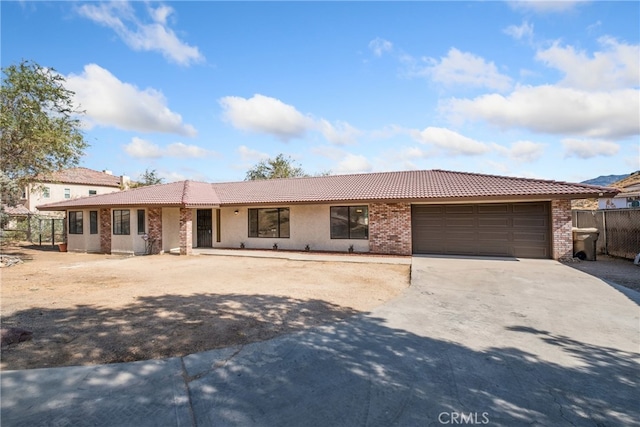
<box><xmin>562</xmin><ymin>255</ymin><xmax>640</xmax><ymax>292</ymax></box>
<box><xmin>0</xmin><ymin>245</ymin><xmax>410</xmax><ymax>371</ymax></box>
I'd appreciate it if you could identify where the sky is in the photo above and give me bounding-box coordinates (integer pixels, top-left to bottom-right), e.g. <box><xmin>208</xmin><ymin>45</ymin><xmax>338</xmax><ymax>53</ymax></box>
<box><xmin>2</xmin><ymin>1</ymin><xmax>639</xmax><ymax>184</ymax></box>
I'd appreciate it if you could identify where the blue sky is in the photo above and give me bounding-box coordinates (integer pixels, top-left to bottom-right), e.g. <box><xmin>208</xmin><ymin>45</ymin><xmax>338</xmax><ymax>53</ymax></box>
<box><xmin>3</xmin><ymin>1</ymin><xmax>639</xmax><ymax>184</ymax></box>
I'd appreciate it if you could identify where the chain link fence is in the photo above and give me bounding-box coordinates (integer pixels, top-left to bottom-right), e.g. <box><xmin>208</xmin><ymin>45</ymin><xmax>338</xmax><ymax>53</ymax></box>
<box><xmin>0</xmin><ymin>214</ymin><xmax>65</xmax><ymax>247</ymax></box>
<box><xmin>572</xmin><ymin>209</ymin><xmax>640</xmax><ymax>259</ymax></box>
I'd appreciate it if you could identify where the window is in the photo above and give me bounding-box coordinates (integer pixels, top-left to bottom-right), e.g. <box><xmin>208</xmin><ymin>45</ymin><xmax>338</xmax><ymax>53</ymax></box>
<box><xmin>69</xmin><ymin>211</ymin><xmax>83</xmax><ymax>234</ymax></box>
<box><xmin>137</xmin><ymin>209</ymin><xmax>145</xmax><ymax>234</ymax></box>
<box><xmin>330</xmin><ymin>206</ymin><xmax>368</xmax><ymax>239</ymax></box>
<box><xmin>64</xmin><ymin>188</ymin><xmax>71</xmax><ymax>199</ymax></box>
<box><xmin>90</xmin><ymin>211</ymin><xmax>98</xmax><ymax>234</ymax></box>
<box><xmin>89</xmin><ymin>190</ymin><xmax>97</xmax><ymax>196</ymax></box>
<box><xmin>248</xmin><ymin>208</ymin><xmax>290</xmax><ymax>238</ymax></box>
<box><xmin>113</xmin><ymin>209</ymin><xmax>130</xmax><ymax>235</ymax></box>
<box><xmin>43</xmin><ymin>187</ymin><xmax>50</xmax><ymax>198</ymax></box>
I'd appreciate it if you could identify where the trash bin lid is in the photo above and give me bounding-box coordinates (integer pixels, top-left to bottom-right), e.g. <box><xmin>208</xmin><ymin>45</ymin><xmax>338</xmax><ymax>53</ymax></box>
<box><xmin>572</xmin><ymin>227</ymin><xmax>599</xmax><ymax>233</ymax></box>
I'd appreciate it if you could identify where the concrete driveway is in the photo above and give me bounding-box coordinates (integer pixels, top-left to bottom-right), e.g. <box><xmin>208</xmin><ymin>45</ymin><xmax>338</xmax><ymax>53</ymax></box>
<box><xmin>2</xmin><ymin>257</ymin><xmax>638</xmax><ymax>426</ymax></box>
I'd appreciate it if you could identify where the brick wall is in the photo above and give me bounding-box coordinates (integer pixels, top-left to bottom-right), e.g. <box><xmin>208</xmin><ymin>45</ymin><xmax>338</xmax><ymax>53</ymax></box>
<box><xmin>369</xmin><ymin>202</ymin><xmax>412</xmax><ymax>255</ymax></box>
<box><xmin>179</xmin><ymin>208</ymin><xmax>192</xmax><ymax>255</ymax></box>
<box><xmin>551</xmin><ymin>199</ymin><xmax>573</xmax><ymax>260</ymax></box>
<box><xmin>147</xmin><ymin>208</ymin><xmax>163</xmax><ymax>255</ymax></box>
<box><xmin>99</xmin><ymin>208</ymin><xmax>111</xmax><ymax>254</ymax></box>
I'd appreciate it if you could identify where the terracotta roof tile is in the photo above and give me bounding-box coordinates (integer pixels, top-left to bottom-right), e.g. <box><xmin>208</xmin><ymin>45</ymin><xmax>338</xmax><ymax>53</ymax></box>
<box><xmin>37</xmin><ymin>167</ymin><xmax>122</xmax><ymax>187</ymax></box>
<box><xmin>37</xmin><ymin>169</ymin><xmax>618</xmax><ymax>211</ymax></box>
<box><xmin>1</xmin><ymin>204</ymin><xmax>32</xmax><ymax>215</ymax></box>
<box><xmin>212</xmin><ymin>170</ymin><xmax>618</xmax><ymax>203</ymax></box>
<box><xmin>37</xmin><ymin>181</ymin><xmax>188</xmax><ymax>210</ymax></box>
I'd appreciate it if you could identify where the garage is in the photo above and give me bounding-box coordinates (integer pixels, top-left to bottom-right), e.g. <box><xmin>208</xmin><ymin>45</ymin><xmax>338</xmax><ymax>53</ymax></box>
<box><xmin>411</xmin><ymin>202</ymin><xmax>551</xmax><ymax>259</ymax></box>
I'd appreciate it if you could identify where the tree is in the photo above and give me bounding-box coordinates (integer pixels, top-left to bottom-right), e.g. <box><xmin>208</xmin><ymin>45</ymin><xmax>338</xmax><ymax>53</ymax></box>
<box><xmin>245</xmin><ymin>154</ymin><xmax>308</xmax><ymax>180</ymax></box>
<box><xmin>131</xmin><ymin>168</ymin><xmax>164</xmax><ymax>188</ymax></box>
<box><xmin>1</xmin><ymin>60</ymin><xmax>88</xmax><ymax>203</ymax></box>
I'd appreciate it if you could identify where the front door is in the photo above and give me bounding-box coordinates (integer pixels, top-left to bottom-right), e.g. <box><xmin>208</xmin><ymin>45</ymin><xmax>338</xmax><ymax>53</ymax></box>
<box><xmin>197</xmin><ymin>209</ymin><xmax>213</xmax><ymax>247</ymax></box>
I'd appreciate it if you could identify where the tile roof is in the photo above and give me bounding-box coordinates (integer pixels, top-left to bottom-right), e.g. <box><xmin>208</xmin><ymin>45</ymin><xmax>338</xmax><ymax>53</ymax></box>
<box><xmin>36</xmin><ymin>167</ymin><xmax>122</xmax><ymax>187</ymax></box>
<box><xmin>37</xmin><ymin>181</ymin><xmax>188</xmax><ymax>210</ymax></box>
<box><xmin>1</xmin><ymin>204</ymin><xmax>32</xmax><ymax>216</ymax></box>
<box><xmin>37</xmin><ymin>169</ymin><xmax>618</xmax><ymax>211</ymax></box>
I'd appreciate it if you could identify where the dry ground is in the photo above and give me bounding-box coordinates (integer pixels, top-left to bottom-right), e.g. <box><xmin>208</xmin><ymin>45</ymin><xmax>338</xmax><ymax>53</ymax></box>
<box><xmin>0</xmin><ymin>245</ymin><xmax>409</xmax><ymax>370</ymax></box>
<box><xmin>562</xmin><ymin>255</ymin><xmax>640</xmax><ymax>292</ymax></box>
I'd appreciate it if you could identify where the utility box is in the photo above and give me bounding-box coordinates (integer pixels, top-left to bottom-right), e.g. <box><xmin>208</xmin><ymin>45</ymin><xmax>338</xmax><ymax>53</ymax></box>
<box><xmin>572</xmin><ymin>227</ymin><xmax>600</xmax><ymax>261</ymax></box>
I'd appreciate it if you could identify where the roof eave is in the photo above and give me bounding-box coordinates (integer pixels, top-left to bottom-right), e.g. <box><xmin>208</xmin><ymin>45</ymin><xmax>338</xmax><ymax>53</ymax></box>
<box><xmin>37</xmin><ymin>202</ymin><xmax>186</xmax><ymax>211</ymax></box>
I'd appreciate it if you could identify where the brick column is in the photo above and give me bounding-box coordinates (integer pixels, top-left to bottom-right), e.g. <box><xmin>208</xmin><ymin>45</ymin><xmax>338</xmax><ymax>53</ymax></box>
<box><xmin>179</xmin><ymin>208</ymin><xmax>193</xmax><ymax>255</ymax></box>
<box><xmin>99</xmin><ymin>208</ymin><xmax>111</xmax><ymax>254</ymax></box>
<box><xmin>147</xmin><ymin>208</ymin><xmax>163</xmax><ymax>254</ymax></box>
<box><xmin>551</xmin><ymin>199</ymin><xmax>573</xmax><ymax>260</ymax></box>
<box><xmin>369</xmin><ymin>202</ymin><xmax>412</xmax><ymax>255</ymax></box>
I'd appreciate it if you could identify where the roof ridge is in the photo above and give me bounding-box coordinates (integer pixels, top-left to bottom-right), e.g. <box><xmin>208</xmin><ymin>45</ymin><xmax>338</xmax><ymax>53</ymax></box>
<box><xmin>181</xmin><ymin>180</ymin><xmax>190</xmax><ymax>205</ymax></box>
<box><xmin>432</xmin><ymin>169</ymin><xmax>617</xmax><ymax>191</ymax></box>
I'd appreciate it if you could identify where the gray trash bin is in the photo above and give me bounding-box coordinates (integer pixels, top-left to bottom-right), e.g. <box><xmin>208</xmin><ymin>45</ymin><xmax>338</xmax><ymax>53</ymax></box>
<box><xmin>572</xmin><ymin>227</ymin><xmax>599</xmax><ymax>261</ymax></box>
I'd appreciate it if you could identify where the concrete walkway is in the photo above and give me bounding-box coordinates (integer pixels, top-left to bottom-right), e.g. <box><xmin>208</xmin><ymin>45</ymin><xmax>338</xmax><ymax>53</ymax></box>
<box><xmin>2</xmin><ymin>256</ymin><xmax>638</xmax><ymax>426</ymax></box>
<box><xmin>192</xmin><ymin>248</ymin><xmax>412</xmax><ymax>265</ymax></box>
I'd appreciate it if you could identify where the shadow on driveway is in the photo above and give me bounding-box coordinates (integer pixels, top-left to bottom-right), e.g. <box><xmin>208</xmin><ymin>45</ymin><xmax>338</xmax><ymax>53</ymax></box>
<box><xmin>2</xmin><ymin>312</ymin><xmax>636</xmax><ymax>426</ymax></box>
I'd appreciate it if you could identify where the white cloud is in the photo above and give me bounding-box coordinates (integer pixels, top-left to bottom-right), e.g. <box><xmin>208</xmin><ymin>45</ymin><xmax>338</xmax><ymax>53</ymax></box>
<box><xmin>508</xmin><ymin>1</ymin><xmax>587</xmax><ymax>13</ymax></box>
<box><xmin>442</xmin><ymin>85</ymin><xmax>639</xmax><ymax>139</ymax></box>
<box><xmin>66</xmin><ymin>64</ymin><xmax>197</xmax><ymax>136</ymax></box>
<box><xmin>624</xmin><ymin>151</ymin><xmax>640</xmax><ymax>170</ymax></box>
<box><xmin>494</xmin><ymin>140</ymin><xmax>546</xmax><ymax>163</ymax></box>
<box><xmin>562</xmin><ymin>138</ymin><xmax>620</xmax><ymax>159</ymax></box>
<box><xmin>503</xmin><ymin>21</ymin><xmax>534</xmax><ymax>41</ymax></box>
<box><xmin>124</xmin><ymin>137</ymin><xmax>163</xmax><ymax>158</ymax></box>
<box><xmin>387</xmin><ymin>146</ymin><xmax>429</xmax><ymax>170</ymax></box>
<box><xmin>124</xmin><ymin>137</ymin><xmax>213</xmax><ymax>159</ymax></box>
<box><xmin>237</xmin><ymin>145</ymin><xmax>270</xmax><ymax>162</ymax></box>
<box><xmin>536</xmin><ymin>37</ymin><xmax>640</xmax><ymax>91</ymax></box>
<box><xmin>219</xmin><ymin>94</ymin><xmax>314</xmax><ymax>141</ymax></box>
<box><xmin>220</xmin><ymin>94</ymin><xmax>360</xmax><ymax>145</ymax></box>
<box><xmin>508</xmin><ymin>140</ymin><xmax>546</xmax><ymax>162</ymax></box>
<box><xmin>317</xmin><ymin>119</ymin><xmax>361</xmax><ymax>145</ymax></box>
<box><xmin>165</xmin><ymin>142</ymin><xmax>215</xmax><ymax>158</ymax></box>
<box><xmin>369</xmin><ymin>37</ymin><xmax>393</xmax><ymax>57</ymax></box>
<box><xmin>408</xmin><ymin>48</ymin><xmax>512</xmax><ymax>92</ymax></box>
<box><xmin>335</xmin><ymin>154</ymin><xmax>372</xmax><ymax>174</ymax></box>
<box><xmin>311</xmin><ymin>146</ymin><xmax>373</xmax><ymax>174</ymax></box>
<box><xmin>412</xmin><ymin>127</ymin><xmax>491</xmax><ymax>156</ymax></box>
<box><xmin>77</xmin><ymin>2</ymin><xmax>203</xmax><ymax>66</ymax></box>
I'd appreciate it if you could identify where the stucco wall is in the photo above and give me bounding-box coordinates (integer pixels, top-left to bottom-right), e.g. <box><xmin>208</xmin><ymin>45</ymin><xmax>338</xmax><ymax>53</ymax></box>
<box><xmin>212</xmin><ymin>204</ymin><xmax>370</xmax><ymax>253</ymax></box>
<box><xmin>66</xmin><ymin>209</ymin><xmax>100</xmax><ymax>252</ymax></box>
<box><xmin>109</xmin><ymin>208</ymin><xmax>148</xmax><ymax>255</ymax></box>
<box><xmin>162</xmin><ymin>207</ymin><xmax>180</xmax><ymax>252</ymax></box>
<box><xmin>28</xmin><ymin>183</ymin><xmax>120</xmax><ymax>212</ymax></box>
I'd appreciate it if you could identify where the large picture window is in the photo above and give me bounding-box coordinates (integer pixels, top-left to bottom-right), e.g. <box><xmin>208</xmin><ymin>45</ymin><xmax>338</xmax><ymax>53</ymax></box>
<box><xmin>113</xmin><ymin>209</ymin><xmax>130</xmax><ymax>235</ymax></box>
<box><xmin>330</xmin><ymin>206</ymin><xmax>368</xmax><ymax>239</ymax></box>
<box><xmin>90</xmin><ymin>211</ymin><xmax>98</xmax><ymax>234</ymax></box>
<box><xmin>69</xmin><ymin>211</ymin><xmax>83</xmax><ymax>234</ymax></box>
<box><xmin>248</xmin><ymin>208</ymin><xmax>290</xmax><ymax>238</ymax></box>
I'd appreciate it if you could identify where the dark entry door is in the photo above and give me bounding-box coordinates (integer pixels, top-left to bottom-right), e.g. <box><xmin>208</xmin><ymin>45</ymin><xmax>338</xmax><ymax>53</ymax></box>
<box><xmin>197</xmin><ymin>209</ymin><xmax>213</xmax><ymax>247</ymax></box>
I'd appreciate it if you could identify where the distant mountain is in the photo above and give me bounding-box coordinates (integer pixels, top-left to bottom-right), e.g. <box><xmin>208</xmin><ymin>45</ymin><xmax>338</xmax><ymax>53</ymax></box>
<box><xmin>581</xmin><ymin>174</ymin><xmax>630</xmax><ymax>187</ymax></box>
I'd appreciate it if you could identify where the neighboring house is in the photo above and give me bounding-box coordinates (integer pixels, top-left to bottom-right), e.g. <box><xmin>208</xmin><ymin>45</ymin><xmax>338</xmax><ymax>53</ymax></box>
<box><xmin>37</xmin><ymin>169</ymin><xmax>617</xmax><ymax>260</ymax></box>
<box><xmin>22</xmin><ymin>167</ymin><xmax>129</xmax><ymax>216</ymax></box>
<box><xmin>0</xmin><ymin>204</ymin><xmax>32</xmax><ymax>230</ymax></box>
<box><xmin>597</xmin><ymin>171</ymin><xmax>640</xmax><ymax>209</ymax></box>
